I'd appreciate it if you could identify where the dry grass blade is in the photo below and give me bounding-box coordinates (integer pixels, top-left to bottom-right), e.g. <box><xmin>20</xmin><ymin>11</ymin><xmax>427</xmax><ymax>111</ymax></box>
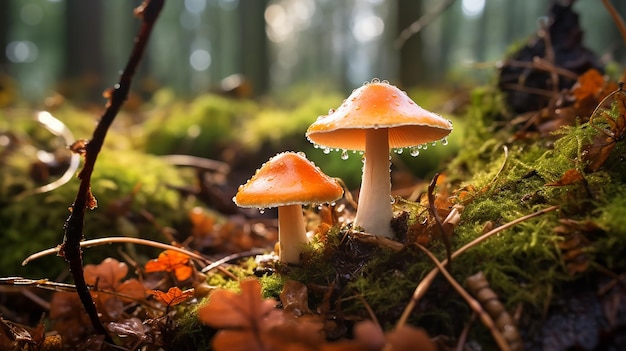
<box><xmin>414</xmin><ymin>243</ymin><xmax>510</xmax><ymax>351</ymax></box>
<box><xmin>22</xmin><ymin>236</ymin><xmax>238</xmax><ymax>280</ymax></box>
<box><xmin>395</xmin><ymin>205</ymin><xmax>559</xmax><ymax>329</ymax></box>
<box><xmin>14</xmin><ymin>111</ymin><xmax>80</xmax><ymax>200</ymax></box>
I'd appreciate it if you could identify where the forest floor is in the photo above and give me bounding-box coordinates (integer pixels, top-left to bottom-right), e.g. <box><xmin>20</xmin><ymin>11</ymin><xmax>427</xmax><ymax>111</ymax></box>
<box><xmin>1</xmin><ymin>2</ymin><xmax>626</xmax><ymax>351</ymax></box>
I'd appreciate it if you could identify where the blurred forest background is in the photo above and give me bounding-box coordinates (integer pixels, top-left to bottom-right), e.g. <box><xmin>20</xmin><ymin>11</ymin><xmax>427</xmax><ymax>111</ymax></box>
<box><xmin>1</xmin><ymin>0</ymin><xmax>625</xmax><ymax>104</ymax></box>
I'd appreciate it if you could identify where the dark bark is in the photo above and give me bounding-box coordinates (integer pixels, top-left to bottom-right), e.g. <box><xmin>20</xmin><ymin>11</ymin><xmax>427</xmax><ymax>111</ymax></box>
<box><xmin>238</xmin><ymin>0</ymin><xmax>269</xmax><ymax>96</ymax></box>
<box><xmin>63</xmin><ymin>0</ymin><xmax>104</xmax><ymax>101</ymax></box>
<box><xmin>396</xmin><ymin>0</ymin><xmax>424</xmax><ymax>88</ymax></box>
<box><xmin>61</xmin><ymin>0</ymin><xmax>165</xmax><ymax>344</ymax></box>
<box><xmin>0</xmin><ymin>1</ymin><xmax>10</xmax><ymax>74</ymax></box>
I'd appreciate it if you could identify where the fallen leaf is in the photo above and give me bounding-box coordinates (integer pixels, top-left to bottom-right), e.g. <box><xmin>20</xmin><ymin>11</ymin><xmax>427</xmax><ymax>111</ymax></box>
<box><xmin>545</xmin><ymin>169</ymin><xmax>584</xmax><ymax>186</ymax></box>
<box><xmin>145</xmin><ymin>249</ymin><xmax>193</xmax><ymax>282</ymax></box>
<box><xmin>198</xmin><ymin>279</ymin><xmax>276</xmax><ymax>329</ymax></box>
<box><xmin>149</xmin><ymin>287</ymin><xmax>194</xmax><ymax>307</ymax></box>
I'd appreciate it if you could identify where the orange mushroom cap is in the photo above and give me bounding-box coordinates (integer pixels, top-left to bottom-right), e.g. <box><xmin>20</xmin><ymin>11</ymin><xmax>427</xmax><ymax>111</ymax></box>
<box><xmin>234</xmin><ymin>152</ymin><xmax>344</xmax><ymax>208</ymax></box>
<box><xmin>306</xmin><ymin>81</ymin><xmax>453</xmax><ymax>150</ymax></box>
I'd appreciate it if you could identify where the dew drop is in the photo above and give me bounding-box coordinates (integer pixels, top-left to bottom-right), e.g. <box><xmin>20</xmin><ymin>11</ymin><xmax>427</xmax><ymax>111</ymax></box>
<box><xmin>410</xmin><ymin>147</ymin><xmax>420</xmax><ymax>157</ymax></box>
<box><xmin>432</xmin><ymin>141</ymin><xmax>437</xmax><ymax>146</ymax></box>
<box><xmin>390</xmin><ymin>196</ymin><xmax>396</xmax><ymax>204</ymax></box>
<box><xmin>371</xmin><ymin>78</ymin><xmax>380</xmax><ymax>84</ymax></box>
<box><xmin>259</xmin><ymin>208</ymin><xmax>265</xmax><ymax>214</ymax></box>
<box><xmin>328</xmin><ymin>108</ymin><xmax>335</xmax><ymax>114</ymax></box>
<box><xmin>317</xmin><ymin>204</ymin><xmax>323</xmax><ymax>210</ymax></box>
<box><xmin>323</xmin><ymin>147</ymin><xmax>331</xmax><ymax>154</ymax></box>
<box><xmin>422</xmin><ymin>144</ymin><xmax>428</xmax><ymax>150</ymax></box>
<box><xmin>397</xmin><ymin>148</ymin><xmax>403</xmax><ymax>154</ymax></box>
<box><xmin>341</xmin><ymin>149</ymin><xmax>349</xmax><ymax>160</ymax></box>
<box><xmin>441</xmin><ymin>138</ymin><xmax>449</xmax><ymax>146</ymax></box>
<box><xmin>381</xmin><ymin>79</ymin><xmax>389</xmax><ymax>84</ymax></box>
<box><xmin>313</xmin><ymin>144</ymin><xmax>320</xmax><ymax>149</ymax></box>
<box><xmin>297</xmin><ymin>151</ymin><xmax>306</xmax><ymax>157</ymax></box>
<box><xmin>330</xmin><ymin>201</ymin><xmax>337</xmax><ymax>206</ymax></box>
<box><xmin>417</xmin><ymin>144</ymin><xmax>423</xmax><ymax>150</ymax></box>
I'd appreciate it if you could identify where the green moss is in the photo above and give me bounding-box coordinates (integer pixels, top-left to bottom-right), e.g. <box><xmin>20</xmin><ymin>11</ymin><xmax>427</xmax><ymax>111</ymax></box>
<box><xmin>0</xmin><ymin>148</ymin><xmax>194</xmax><ymax>277</ymax></box>
<box><xmin>142</xmin><ymin>93</ymin><xmax>257</xmax><ymax>157</ymax></box>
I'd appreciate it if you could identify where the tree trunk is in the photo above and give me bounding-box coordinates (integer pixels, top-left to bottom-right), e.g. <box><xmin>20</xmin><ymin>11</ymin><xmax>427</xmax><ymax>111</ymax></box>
<box><xmin>238</xmin><ymin>0</ymin><xmax>269</xmax><ymax>96</ymax></box>
<box><xmin>64</xmin><ymin>0</ymin><xmax>104</xmax><ymax>102</ymax></box>
<box><xmin>396</xmin><ymin>0</ymin><xmax>424</xmax><ymax>88</ymax></box>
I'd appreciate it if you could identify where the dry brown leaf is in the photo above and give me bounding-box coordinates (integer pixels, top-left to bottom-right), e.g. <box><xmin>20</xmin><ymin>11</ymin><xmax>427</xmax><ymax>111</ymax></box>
<box><xmin>545</xmin><ymin>169</ymin><xmax>584</xmax><ymax>186</ymax></box>
<box><xmin>198</xmin><ymin>278</ymin><xmax>276</xmax><ymax>329</ymax></box>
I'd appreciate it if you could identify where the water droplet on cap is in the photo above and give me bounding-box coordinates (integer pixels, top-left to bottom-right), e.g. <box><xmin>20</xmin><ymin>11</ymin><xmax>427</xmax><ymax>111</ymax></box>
<box><xmin>410</xmin><ymin>147</ymin><xmax>420</xmax><ymax>157</ymax></box>
<box><xmin>341</xmin><ymin>149</ymin><xmax>349</xmax><ymax>160</ymax></box>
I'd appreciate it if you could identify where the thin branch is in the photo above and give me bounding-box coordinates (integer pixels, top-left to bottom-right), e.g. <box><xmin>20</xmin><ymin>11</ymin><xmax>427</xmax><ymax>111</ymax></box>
<box><xmin>395</xmin><ymin>205</ymin><xmax>559</xmax><ymax>329</ymax></box>
<box><xmin>602</xmin><ymin>0</ymin><xmax>626</xmax><ymax>45</ymax></box>
<box><xmin>394</xmin><ymin>0</ymin><xmax>457</xmax><ymax>49</ymax></box>
<box><xmin>427</xmin><ymin>173</ymin><xmax>452</xmax><ymax>271</ymax></box>
<box><xmin>414</xmin><ymin>243</ymin><xmax>510</xmax><ymax>351</ymax></box>
<box><xmin>59</xmin><ymin>0</ymin><xmax>164</xmax><ymax>342</ymax></box>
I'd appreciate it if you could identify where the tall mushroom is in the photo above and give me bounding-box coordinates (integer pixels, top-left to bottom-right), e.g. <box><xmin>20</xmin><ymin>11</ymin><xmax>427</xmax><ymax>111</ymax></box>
<box><xmin>306</xmin><ymin>80</ymin><xmax>452</xmax><ymax>239</ymax></box>
<box><xmin>233</xmin><ymin>152</ymin><xmax>343</xmax><ymax>264</ymax></box>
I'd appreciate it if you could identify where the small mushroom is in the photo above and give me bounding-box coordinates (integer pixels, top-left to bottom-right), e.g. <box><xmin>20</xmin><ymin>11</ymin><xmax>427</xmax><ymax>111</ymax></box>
<box><xmin>306</xmin><ymin>80</ymin><xmax>452</xmax><ymax>239</ymax></box>
<box><xmin>233</xmin><ymin>152</ymin><xmax>343</xmax><ymax>263</ymax></box>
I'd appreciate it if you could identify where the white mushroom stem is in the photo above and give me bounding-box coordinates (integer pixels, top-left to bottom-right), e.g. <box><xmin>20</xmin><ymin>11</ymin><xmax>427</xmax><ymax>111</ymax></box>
<box><xmin>354</xmin><ymin>128</ymin><xmax>395</xmax><ymax>238</ymax></box>
<box><xmin>277</xmin><ymin>204</ymin><xmax>309</xmax><ymax>264</ymax></box>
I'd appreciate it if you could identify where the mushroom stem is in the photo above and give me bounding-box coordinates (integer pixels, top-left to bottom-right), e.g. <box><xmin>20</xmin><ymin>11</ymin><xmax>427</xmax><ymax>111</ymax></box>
<box><xmin>354</xmin><ymin>128</ymin><xmax>394</xmax><ymax>238</ymax></box>
<box><xmin>278</xmin><ymin>204</ymin><xmax>309</xmax><ymax>264</ymax></box>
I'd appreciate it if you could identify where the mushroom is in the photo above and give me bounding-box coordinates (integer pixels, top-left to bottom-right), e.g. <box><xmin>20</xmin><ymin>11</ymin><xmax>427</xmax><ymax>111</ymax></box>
<box><xmin>306</xmin><ymin>80</ymin><xmax>452</xmax><ymax>239</ymax></box>
<box><xmin>233</xmin><ymin>152</ymin><xmax>343</xmax><ymax>263</ymax></box>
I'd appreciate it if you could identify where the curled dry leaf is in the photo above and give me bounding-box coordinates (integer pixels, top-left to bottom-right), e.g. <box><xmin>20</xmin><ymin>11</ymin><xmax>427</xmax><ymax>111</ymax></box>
<box><xmin>145</xmin><ymin>249</ymin><xmax>193</xmax><ymax>282</ymax></box>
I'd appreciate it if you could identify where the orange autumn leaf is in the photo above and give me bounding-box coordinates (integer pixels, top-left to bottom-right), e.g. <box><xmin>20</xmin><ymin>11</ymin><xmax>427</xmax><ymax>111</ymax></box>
<box><xmin>144</xmin><ymin>250</ymin><xmax>193</xmax><ymax>281</ymax></box>
<box><xmin>149</xmin><ymin>287</ymin><xmax>194</xmax><ymax>307</ymax></box>
<box><xmin>572</xmin><ymin>69</ymin><xmax>605</xmax><ymax>103</ymax></box>
<box><xmin>198</xmin><ymin>279</ymin><xmax>276</xmax><ymax>329</ymax></box>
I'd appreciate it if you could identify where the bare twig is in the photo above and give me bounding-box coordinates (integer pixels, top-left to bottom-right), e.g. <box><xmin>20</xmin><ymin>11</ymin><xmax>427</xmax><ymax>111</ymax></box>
<box><xmin>394</xmin><ymin>0</ymin><xmax>457</xmax><ymax>49</ymax></box>
<box><xmin>395</xmin><ymin>205</ymin><xmax>559</xmax><ymax>329</ymax></box>
<box><xmin>59</xmin><ymin>0</ymin><xmax>164</xmax><ymax>342</ymax></box>
<box><xmin>414</xmin><ymin>244</ymin><xmax>510</xmax><ymax>351</ymax></box>
<box><xmin>602</xmin><ymin>0</ymin><xmax>626</xmax><ymax>45</ymax></box>
<box><xmin>200</xmin><ymin>248</ymin><xmax>267</xmax><ymax>273</ymax></box>
<box><xmin>427</xmin><ymin>173</ymin><xmax>452</xmax><ymax>271</ymax></box>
